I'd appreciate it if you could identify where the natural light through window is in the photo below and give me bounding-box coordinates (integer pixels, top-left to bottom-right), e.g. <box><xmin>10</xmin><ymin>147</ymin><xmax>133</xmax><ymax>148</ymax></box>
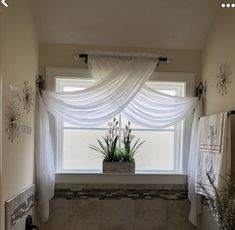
<box><xmin>56</xmin><ymin>78</ymin><xmax>185</xmax><ymax>174</ymax></box>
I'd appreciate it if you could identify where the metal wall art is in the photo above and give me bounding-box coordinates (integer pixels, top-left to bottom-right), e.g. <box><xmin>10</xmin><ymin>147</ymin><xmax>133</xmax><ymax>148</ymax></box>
<box><xmin>216</xmin><ymin>64</ymin><xmax>232</xmax><ymax>96</ymax></box>
<box><xmin>6</xmin><ymin>102</ymin><xmax>22</xmax><ymax>142</ymax></box>
<box><xmin>22</xmin><ymin>81</ymin><xmax>34</xmax><ymax>114</ymax></box>
<box><xmin>6</xmin><ymin>81</ymin><xmax>34</xmax><ymax>142</ymax></box>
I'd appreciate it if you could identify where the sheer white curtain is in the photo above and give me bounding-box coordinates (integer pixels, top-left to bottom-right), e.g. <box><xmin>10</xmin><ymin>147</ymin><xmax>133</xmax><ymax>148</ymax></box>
<box><xmin>42</xmin><ymin>56</ymin><xmax>157</xmax><ymax>127</ymax></box>
<box><xmin>35</xmin><ymin>92</ymin><xmax>55</xmax><ymax>222</ymax></box>
<box><xmin>36</xmin><ymin>53</ymin><xmax>199</xmax><ymax>222</ymax></box>
<box><xmin>188</xmin><ymin>100</ymin><xmax>203</xmax><ymax>225</ymax></box>
<box><xmin>124</xmin><ymin>86</ymin><xmax>198</xmax><ymax>128</ymax></box>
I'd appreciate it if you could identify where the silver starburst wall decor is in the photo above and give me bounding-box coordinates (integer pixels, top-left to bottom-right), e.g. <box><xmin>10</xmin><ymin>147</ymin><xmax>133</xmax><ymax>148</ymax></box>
<box><xmin>22</xmin><ymin>81</ymin><xmax>34</xmax><ymax>114</ymax></box>
<box><xmin>7</xmin><ymin>81</ymin><xmax>34</xmax><ymax>143</ymax></box>
<box><xmin>6</xmin><ymin>102</ymin><xmax>22</xmax><ymax>143</ymax></box>
<box><xmin>216</xmin><ymin>64</ymin><xmax>232</xmax><ymax>96</ymax></box>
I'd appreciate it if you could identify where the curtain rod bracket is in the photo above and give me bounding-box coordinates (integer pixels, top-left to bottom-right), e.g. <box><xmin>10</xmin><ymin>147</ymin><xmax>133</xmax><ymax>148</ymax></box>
<box><xmin>36</xmin><ymin>75</ymin><xmax>45</xmax><ymax>96</ymax></box>
<box><xmin>156</xmin><ymin>57</ymin><xmax>168</xmax><ymax>67</ymax></box>
<box><xmin>196</xmin><ymin>82</ymin><xmax>204</xmax><ymax>99</ymax></box>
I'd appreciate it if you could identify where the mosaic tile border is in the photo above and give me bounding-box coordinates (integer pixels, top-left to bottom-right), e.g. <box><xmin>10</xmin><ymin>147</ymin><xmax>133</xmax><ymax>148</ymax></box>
<box><xmin>54</xmin><ymin>185</ymin><xmax>188</xmax><ymax>201</ymax></box>
<box><xmin>5</xmin><ymin>184</ymin><xmax>36</xmax><ymax>230</ymax></box>
<box><xmin>55</xmin><ymin>183</ymin><xmax>187</xmax><ymax>191</ymax></box>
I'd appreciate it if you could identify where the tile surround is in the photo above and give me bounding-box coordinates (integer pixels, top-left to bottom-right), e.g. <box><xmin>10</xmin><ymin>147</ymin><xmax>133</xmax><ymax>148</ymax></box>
<box><xmin>40</xmin><ymin>183</ymin><xmax>195</xmax><ymax>230</ymax></box>
<box><xmin>5</xmin><ymin>184</ymin><xmax>37</xmax><ymax>230</ymax></box>
<box><xmin>54</xmin><ymin>183</ymin><xmax>188</xmax><ymax>201</ymax></box>
<box><xmin>4</xmin><ymin>183</ymin><xmax>195</xmax><ymax>230</ymax></box>
<box><xmin>41</xmin><ymin>198</ymin><xmax>195</xmax><ymax>230</ymax></box>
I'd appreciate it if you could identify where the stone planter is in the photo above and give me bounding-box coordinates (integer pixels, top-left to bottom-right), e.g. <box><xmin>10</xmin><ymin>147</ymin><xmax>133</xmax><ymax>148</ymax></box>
<box><xmin>103</xmin><ymin>161</ymin><xmax>135</xmax><ymax>173</ymax></box>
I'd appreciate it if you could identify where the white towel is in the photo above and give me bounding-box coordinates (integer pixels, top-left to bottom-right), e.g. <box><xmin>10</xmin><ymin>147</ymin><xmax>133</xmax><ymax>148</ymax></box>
<box><xmin>195</xmin><ymin>112</ymin><xmax>231</xmax><ymax>195</ymax></box>
<box><xmin>199</xmin><ymin>113</ymin><xmax>224</xmax><ymax>154</ymax></box>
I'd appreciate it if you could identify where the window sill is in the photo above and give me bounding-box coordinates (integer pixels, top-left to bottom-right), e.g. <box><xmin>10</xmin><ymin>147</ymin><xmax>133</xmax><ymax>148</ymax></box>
<box><xmin>55</xmin><ymin>172</ymin><xmax>187</xmax><ymax>185</ymax></box>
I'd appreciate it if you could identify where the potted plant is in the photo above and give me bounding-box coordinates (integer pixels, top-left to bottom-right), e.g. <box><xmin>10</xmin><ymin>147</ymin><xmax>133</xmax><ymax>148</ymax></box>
<box><xmin>89</xmin><ymin>119</ymin><xmax>144</xmax><ymax>173</ymax></box>
<box><xmin>199</xmin><ymin>172</ymin><xmax>235</xmax><ymax>230</ymax></box>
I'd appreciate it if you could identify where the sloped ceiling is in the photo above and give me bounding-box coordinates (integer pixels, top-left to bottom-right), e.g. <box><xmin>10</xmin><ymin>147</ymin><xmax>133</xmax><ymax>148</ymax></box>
<box><xmin>32</xmin><ymin>0</ymin><xmax>219</xmax><ymax>50</ymax></box>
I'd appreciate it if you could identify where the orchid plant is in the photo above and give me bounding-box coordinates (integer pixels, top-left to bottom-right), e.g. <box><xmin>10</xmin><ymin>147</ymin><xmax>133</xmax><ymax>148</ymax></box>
<box><xmin>120</xmin><ymin>121</ymin><xmax>144</xmax><ymax>162</ymax></box>
<box><xmin>89</xmin><ymin>118</ymin><xmax>121</xmax><ymax>162</ymax></box>
<box><xmin>89</xmin><ymin>119</ymin><xmax>144</xmax><ymax>163</ymax></box>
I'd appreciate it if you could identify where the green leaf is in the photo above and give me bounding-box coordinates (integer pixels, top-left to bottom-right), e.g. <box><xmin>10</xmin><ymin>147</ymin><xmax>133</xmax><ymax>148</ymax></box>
<box><xmin>97</xmin><ymin>139</ymin><xmax>106</xmax><ymax>152</ymax></box>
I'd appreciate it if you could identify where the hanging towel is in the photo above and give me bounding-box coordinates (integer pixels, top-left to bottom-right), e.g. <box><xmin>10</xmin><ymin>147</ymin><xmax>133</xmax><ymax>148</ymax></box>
<box><xmin>199</xmin><ymin>114</ymin><xmax>224</xmax><ymax>154</ymax></box>
<box><xmin>195</xmin><ymin>112</ymin><xmax>231</xmax><ymax>195</ymax></box>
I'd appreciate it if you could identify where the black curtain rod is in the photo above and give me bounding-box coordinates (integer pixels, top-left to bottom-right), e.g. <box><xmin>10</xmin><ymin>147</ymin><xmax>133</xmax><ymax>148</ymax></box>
<box><xmin>79</xmin><ymin>53</ymin><xmax>168</xmax><ymax>65</ymax></box>
<box><xmin>79</xmin><ymin>53</ymin><xmax>88</xmax><ymax>63</ymax></box>
<box><xmin>229</xmin><ymin>110</ymin><xmax>235</xmax><ymax>115</ymax></box>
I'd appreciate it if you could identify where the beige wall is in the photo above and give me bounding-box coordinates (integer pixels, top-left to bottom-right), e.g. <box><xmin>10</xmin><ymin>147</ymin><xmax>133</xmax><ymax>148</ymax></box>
<box><xmin>0</xmin><ymin>0</ymin><xmax>38</xmax><ymax>229</ymax></box>
<box><xmin>39</xmin><ymin>43</ymin><xmax>201</xmax><ymax>83</ymax></box>
<box><xmin>201</xmin><ymin>8</ymin><xmax>235</xmax><ymax>115</ymax></box>
<box><xmin>201</xmin><ymin>4</ymin><xmax>235</xmax><ymax>185</ymax></box>
<box><xmin>200</xmin><ymin>7</ymin><xmax>235</xmax><ymax>230</ymax></box>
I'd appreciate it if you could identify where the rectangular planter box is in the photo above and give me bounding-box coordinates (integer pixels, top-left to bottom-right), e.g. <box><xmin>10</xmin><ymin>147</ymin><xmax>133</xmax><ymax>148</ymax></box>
<box><xmin>103</xmin><ymin>162</ymin><xmax>135</xmax><ymax>173</ymax></box>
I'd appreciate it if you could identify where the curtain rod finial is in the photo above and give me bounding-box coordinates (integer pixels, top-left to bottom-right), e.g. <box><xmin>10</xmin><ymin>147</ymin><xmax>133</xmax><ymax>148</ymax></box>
<box><xmin>79</xmin><ymin>54</ymin><xmax>88</xmax><ymax>63</ymax></box>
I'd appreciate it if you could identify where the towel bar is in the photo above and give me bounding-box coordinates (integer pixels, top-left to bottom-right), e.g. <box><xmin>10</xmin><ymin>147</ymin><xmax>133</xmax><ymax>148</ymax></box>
<box><xmin>198</xmin><ymin>110</ymin><xmax>235</xmax><ymax>120</ymax></box>
<box><xmin>228</xmin><ymin>110</ymin><xmax>235</xmax><ymax>115</ymax></box>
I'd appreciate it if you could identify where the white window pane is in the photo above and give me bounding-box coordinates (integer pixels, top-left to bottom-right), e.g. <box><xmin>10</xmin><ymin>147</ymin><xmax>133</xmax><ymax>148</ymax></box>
<box><xmin>63</xmin><ymin>129</ymin><xmax>174</xmax><ymax>172</ymax></box>
<box><xmin>121</xmin><ymin>114</ymin><xmax>174</xmax><ymax>130</ymax></box>
<box><xmin>56</xmin><ymin>78</ymin><xmax>95</xmax><ymax>92</ymax></box>
<box><xmin>133</xmin><ymin>131</ymin><xmax>174</xmax><ymax>171</ymax></box>
<box><xmin>63</xmin><ymin>129</ymin><xmax>107</xmax><ymax>171</ymax></box>
<box><xmin>63</xmin><ymin>86</ymin><xmax>85</xmax><ymax>91</ymax></box>
<box><xmin>55</xmin><ymin>76</ymin><xmax>186</xmax><ymax>173</ymax></box>
<box><xmin>158</xmin><ymin>90</ymin><xmax>176</xmax><ymax>96</ymax></box>
<box><xmin>63</xmin><ymin>121</ymin><xmax>108</xmax><ymax>129</ymax></box>
<box><xmin>63</xmin><ymin>115</ymin><xmax>119</xmax><ymax>129</ymax></box>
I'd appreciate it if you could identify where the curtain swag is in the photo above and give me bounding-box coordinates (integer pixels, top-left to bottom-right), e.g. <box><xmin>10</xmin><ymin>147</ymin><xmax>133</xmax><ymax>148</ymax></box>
<box><xmin>36</xmin><ymin>54</ymin><xmax>200</xmax><ymax>224</ymax></box>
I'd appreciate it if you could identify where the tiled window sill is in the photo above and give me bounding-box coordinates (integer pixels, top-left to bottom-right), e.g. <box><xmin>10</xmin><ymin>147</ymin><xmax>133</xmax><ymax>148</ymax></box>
<box><xmin>55</xmin><ymin>174</ymin><xmax>188</xmax><ymax>200</ymax></box>
<box><xmin>56</xmin><ymin>173</ymin><xmax>187</xmax><ymax>185</ymax></box>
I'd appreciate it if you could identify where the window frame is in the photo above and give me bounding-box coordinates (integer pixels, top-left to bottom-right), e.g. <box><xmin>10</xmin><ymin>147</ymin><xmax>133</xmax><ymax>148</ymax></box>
<box><xmin>46</xmin><ymin>67</ymin><xmax>195</xmax><ymax>177</ymax></box>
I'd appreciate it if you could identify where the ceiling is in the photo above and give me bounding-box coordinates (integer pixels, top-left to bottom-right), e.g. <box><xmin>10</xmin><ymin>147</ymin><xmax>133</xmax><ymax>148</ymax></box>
<box><xmin>32</xmin><ymin>0</ymin><xmax>219</xmax><ymax>50</ymax></box>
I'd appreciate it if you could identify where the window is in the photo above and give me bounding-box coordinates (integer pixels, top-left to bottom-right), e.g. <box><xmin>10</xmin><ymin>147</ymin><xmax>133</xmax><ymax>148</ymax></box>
<box><xmin>48</xmin><ymin>68</ymin><xmax>194</xmax><ymax>174</ymax></box>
